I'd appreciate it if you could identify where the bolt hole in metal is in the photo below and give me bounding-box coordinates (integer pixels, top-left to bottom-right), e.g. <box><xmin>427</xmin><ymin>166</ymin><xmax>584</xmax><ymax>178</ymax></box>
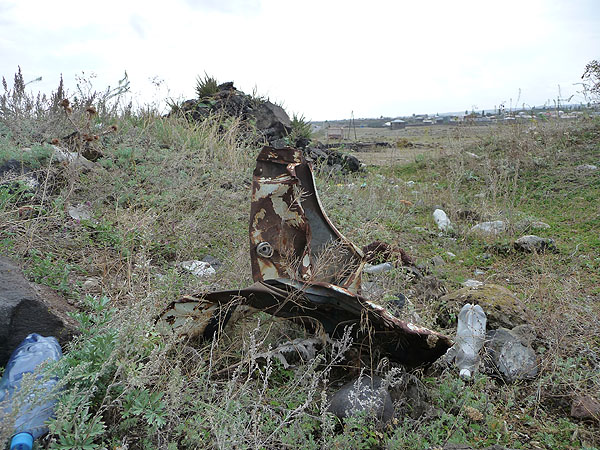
<box><xmin>256</xmin><ymin>242</ymin><xmax>273</xmax><ymax>258</ymax></box>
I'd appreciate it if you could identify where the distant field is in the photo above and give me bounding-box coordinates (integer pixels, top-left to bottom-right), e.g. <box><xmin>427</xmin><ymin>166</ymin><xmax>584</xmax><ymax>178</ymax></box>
<box><xmin>314</xmin><ymin>124</ymin><xmax>500</xmax><ymax>166</ymax></box>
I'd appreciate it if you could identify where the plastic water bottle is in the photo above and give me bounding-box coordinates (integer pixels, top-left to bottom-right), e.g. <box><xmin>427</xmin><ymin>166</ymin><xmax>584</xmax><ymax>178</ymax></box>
<box><xmin>0</xmin><ymin>334</ymin><xmax>62</xmax><ymax>450</ymax></box>
<box><xmin>455</xmin><ymin>304</ymin><xmax>486</xmax><ymax>379</ymax></box>
<box><xmin>433</xmin><ymin>209</ymin><xmax>452</xmax><ymax>232</ymax></box>
<box><xmin>363</xmin><ymin>262</ymin><xmax>394</xmax><ymax>274</ymax></box>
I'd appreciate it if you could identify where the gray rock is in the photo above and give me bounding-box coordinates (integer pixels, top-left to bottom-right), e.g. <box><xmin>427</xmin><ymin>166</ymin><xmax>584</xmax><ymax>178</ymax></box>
<box><xmin>439</xmin><ymin>284</ymin><xmax>529</xmax><ymax>330</ymax></box>
<box><xmin>253</xmin><ymin>101</ymin><xmax>292</xmax><ymax>141</ymax></box>
<box><xmin>50</xmin><ymin>145</ymin><xmax>95</xmax><ymax>170</ymax></box>
<box><xmin>328</xmin><ymin>375</ymin><xmax>393</xmax><ymax>423</ymax></box>
<box><xmin>201</xmin><ymin>255</ymin><xmax>222</xmax><ymax>270</ymax></box>
<box><xmin>470</xmin><ymin>221</ymin><xmax>507</xmax><ymax>236</ymax></box>
<box><xmin>530</xmin><ymin>221</ymin><xmax>550</xmax><ymax>230</ymax></box>
<box><xmin>514</xmin><ymin>235</ymin><xmax>556</xmax><ymax>253</ymax></box>
<box><xmin>431</xmin><ymin>255</ymin><xmax>446</xmax><ymax>267</ymax></box>
<box><xmin>510</xmin><ymin>324</ymin><xmax>536</xmax><ymax>346</ymax></box>
<box><xmin>485</xmin><ymin>328</ymin><xmax>538</xmax><ymax>382</ymax></box>
<box><xmin>0</xmin><ymin>256</ymin><xmax>77</xmax><ymax>366</ymax></box>
<box><xmin>462</xmin><ymin>279</ymin><xmax>483</xmax><ymax>288</ymax></box>
<box><xmin>575</xmin><ymin>164</ymin><xmax>598</xmax><ymax>171</ymax></box>
<box><xmin>570</xmin><ymin>395</ymin><xmax>600</xmax><ymax>422</ymax></box>
<box><xmin>68</xmin><ymin>203</ymin><xmax>93</xmax><ymax>222</ymax></box>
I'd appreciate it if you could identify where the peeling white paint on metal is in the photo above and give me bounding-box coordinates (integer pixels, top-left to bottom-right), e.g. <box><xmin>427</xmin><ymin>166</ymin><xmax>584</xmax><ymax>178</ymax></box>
<box><xmin>258</xmin><ymin>258</ymin><xmax>279</xmax><ymax>280</ymax></box>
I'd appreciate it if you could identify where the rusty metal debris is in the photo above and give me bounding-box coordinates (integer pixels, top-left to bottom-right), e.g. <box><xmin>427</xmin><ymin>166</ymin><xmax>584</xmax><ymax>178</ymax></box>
<box><xmin>158</xmin><ymin>146</ymin><xmax>451</xmax><ymax>367</ymax></box>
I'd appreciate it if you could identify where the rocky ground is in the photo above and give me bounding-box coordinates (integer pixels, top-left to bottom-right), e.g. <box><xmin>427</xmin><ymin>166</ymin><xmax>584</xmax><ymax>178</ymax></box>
<box><xmin>0</xmin><ymin>75</ymin><xmax>599</xmax><ymax>449</ymax></box>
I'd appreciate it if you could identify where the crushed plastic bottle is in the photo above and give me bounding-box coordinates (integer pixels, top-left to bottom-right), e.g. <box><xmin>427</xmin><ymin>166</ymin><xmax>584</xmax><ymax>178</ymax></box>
<box><xmin>363</xmin><ymin>262</ymin><xmax>394</xmax><ymax>274</ymax></box>
<box><xmin>433</xmin><ymin>209</ymin><xmax>452</xmax><ymax>232</ymax></box>
<box><xmin>455</xmin><ymin>304</ymin><xmax>486</xmax><ymax>379</ymax></box>
<box><xmin>0</xmin><ymin>333</ymin><xmax>63</xmax><ymax>450</ymax></box>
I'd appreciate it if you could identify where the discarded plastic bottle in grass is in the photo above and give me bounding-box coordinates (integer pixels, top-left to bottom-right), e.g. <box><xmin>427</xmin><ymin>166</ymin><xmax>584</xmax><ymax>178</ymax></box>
<box><xmin>363</xmin><ymin>262</ymin><xmax>394</xmax><ymax>274</ymax></box>
<box><xmin>455</xmin><ymin>304</ymin><xmax>486</xmax><ymax>380</ymax></box>
<box><xmin>0</xmin><ymin>334</ymin><xmax>62</xmax><ymax>450</ymax></box>
<box><xmin>433</xmin><ymin>209</ymin><xmax>452</xmax><ymax>232</ymax></box>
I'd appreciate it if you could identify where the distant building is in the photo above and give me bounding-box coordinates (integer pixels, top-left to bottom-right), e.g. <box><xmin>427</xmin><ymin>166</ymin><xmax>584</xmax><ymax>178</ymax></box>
<box><xmin>390</xmin><ymin>119</ymin><xmax>406</xmax><ymax>130</ymax></box>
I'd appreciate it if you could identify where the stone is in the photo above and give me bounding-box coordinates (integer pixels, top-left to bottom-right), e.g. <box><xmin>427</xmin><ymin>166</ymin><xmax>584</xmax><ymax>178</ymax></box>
<box><xmin>253</xmin><ymin>101</ymin><xmax>292</xmax><ymax>142</ymax></box>
<box><xmin>438</xmin><ymin>283</ymin><xmax>529</xmax><ymax>329</ymax></box>
<box><xmin>82</xmin><ymin>278</ymin><xmax>100</xmax><ymax>291</ymax></box>
<box><xmin>0</xmin><ymin>256</ymin><xmax>78</xmax><ymax>367</ymax></box>
<box><xmin>173</xmin><ymin>83</ymin><xmax>292</xmax><ymax>144</ymax></box>
<box><xmin>67</xmin><ymin>203</ymin><xmax>93</xmax><ymax>222</ymax></box>
<box><xmin>305</xmin><ymin>146</ymin><xmax>362</xmax><ymax>173</ymax></box>
<box><xmin>470</xmin><ymin>221</ymin><xmax>507</xmax><ymax>236</ymax></box>
<box><xmin>510</xmin><ymin>324</ymin><xmax>536</xmax><ymax>346</ymax></box>
<box><xmin>446</xmin><ymin>251</ymin><xmax>456</xmax><ymax>259</ymax></box>
<box><xmin>328</xmin><ymin>375</ymin><xmax>393</xmax><ymax>423</ymax></box>
<box><xmin>485</xmin><ymin>328</ymin><xmax>538</xmax><ymax>382</ymax></box>
<box><xmin>50</xmin><ymin>145</ymin><xmax>95</xmax><ymax>170</ymax></box>
<box><xmin>180</xmin><ymin>260</ymin><xmax>216</xmax><ymax>277</ymax></box>
<box><xmin>530</xmin><ymin>221</ymin><xmax>550</xmax><ymax>230</ymax></box>
<box><xmin>433</xmin><ymin>209</ymin><xmax>452</xmax><ymax>232</ymax></box>
<box><xmin>443</xmin><ymin>445</ymin><xmax>516</xmax><ymax>450</ymax></box>
<box><xmin>201</xmin><ymin>255</ymin><xmax>222</xmax><ymax>270</ymax></box>
<box><xmin>431</xmin><ymin>255</ymin><xmax>446</xmax><ymax>267</ymax></box>
<box><xmin>570</xmin><ymin>395</ymin><xmax>600</xmax><ymax>422</ymax></box>
<box><xmin>575</xmin><ymin>164</ymin><xmax>598</xmax><ymax>171</ymax></box>
<box><xmin>514</xmin><ymin>235</ymin><xmax>556</xmax><ymax>253</ymax></box>
<box><xmin>473</xmin><ymin>269</ymin><xmax>485</xmax><ymax>276</ymax></box>
<box><xmin>462</xmin><ymin>279</ymin><xmax>483</xmax><ymax>288</ymax></box>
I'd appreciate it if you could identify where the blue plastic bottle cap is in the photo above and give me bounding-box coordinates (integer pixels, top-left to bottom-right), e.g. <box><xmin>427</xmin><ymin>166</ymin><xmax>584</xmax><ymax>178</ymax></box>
<box><xmin>10</xmin><ymin>432</ymin><xmax>33</xmax><ymax>450</ymax></box>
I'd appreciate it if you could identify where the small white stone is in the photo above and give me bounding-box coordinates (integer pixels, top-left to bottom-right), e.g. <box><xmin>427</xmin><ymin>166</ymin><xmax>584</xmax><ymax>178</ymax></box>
<box><xmin>462</xmin><ymin>279</ymin><xmax>484</xmax><ymax>288</ymax></box>
<box><xmin>68</xmin><ymin>203</ymin><xmax>93</xmax><ymax>222</ymax></box>
<box><xmin>470</xmin><ymin>220</ymin><xmax>507</xmax><ymax>236</ymax></box>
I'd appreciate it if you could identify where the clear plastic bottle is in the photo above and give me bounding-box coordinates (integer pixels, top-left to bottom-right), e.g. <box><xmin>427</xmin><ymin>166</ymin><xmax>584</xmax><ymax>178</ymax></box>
<box><xmin>0</xmin><ymin>333</ymin><xmax>62</xmax><ymax>450</ymax></box>
<box><xmin>455</xmin><ymin>304</ymin><xmax>486</xmax><ymax>379</ymax></box>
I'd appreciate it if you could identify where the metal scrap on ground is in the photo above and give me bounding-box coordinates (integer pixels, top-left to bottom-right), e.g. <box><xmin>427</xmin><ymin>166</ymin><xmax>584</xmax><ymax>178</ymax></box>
<box><xmin>158</xmin><ymin>146</ymin><xmax>451</xmax><ymax>367</ymax></box>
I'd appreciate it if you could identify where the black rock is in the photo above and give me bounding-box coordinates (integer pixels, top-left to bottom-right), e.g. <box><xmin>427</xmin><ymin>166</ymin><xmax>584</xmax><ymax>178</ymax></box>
<box><xmin>0</xmin><ymin>257</ymin><xmax>78</xmax><ymax>366</ymax></box>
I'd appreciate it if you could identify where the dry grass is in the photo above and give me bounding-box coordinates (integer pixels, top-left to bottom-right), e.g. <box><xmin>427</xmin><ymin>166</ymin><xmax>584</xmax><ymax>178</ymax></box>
<box><xmin>1</xmin><ymin>72</ymin><xmax>599</xmax><ymax>448</ymax></box>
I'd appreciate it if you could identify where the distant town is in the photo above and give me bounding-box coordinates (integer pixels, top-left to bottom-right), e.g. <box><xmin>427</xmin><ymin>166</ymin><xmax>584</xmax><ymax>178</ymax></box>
<box><xmin>311</xmin><ymin>102</ymin><xmax>600</xmax><ymax>135</ymax></box>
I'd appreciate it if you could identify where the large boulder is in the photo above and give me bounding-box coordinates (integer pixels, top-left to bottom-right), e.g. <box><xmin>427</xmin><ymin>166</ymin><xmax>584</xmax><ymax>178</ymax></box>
<box><xmin>437</xmin><ymin>283</ymin><xmax>529</xmax><ymax>330</ymax></box>
<box><xmin>0</xmin><ymin>257</ymin><xmax>78</xmax><ymax>366</ymax></box>
<box><xmin>253</xmin><ymin>101</ymin><xmax>292</xmax><ymax>142</ymax></box>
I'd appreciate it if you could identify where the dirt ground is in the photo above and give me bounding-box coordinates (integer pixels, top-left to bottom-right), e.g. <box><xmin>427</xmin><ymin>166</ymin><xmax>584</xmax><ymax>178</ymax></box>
<box><xmin>314</xmin><ymin>124</ymin><xmax>498</xmax><ymax>166</ymax></box>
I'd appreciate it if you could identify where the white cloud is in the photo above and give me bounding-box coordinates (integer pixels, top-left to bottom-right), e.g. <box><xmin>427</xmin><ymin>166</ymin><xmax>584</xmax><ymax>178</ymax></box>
<box><xmin>0</xmin><ymin>0</ymin><xmax>598</xmax><ymax>119</ymax></box>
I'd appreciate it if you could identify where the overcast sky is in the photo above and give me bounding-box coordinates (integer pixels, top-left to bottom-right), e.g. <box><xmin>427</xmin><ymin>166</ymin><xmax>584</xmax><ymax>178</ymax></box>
<box><xmin>1</xmin><ymin>0</ymin><xmax>598</xmax><ymax>120</ymax></box>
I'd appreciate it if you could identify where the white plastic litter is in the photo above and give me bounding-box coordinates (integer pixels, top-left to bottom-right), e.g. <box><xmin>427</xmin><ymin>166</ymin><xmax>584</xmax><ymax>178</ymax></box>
<box><xmin>363</xmin><ymin>262</ymin><xmax>394</xmax><ymax>274</ymax></box>
<box><xmin>433</xmin><ymin>209</ymin><xmax>452</xmax><ymax>232</ymax></box>
<box><xmin>455</xmin><ymin>304</ymin><xmax>487</xmax><ymax>379</ymax></box>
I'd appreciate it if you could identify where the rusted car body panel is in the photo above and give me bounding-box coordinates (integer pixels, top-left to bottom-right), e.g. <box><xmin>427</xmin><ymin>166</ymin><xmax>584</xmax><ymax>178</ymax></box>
<box><xmin>158</xmin><ymin>146</ymin><xmax>451</xmax><ymax>366</ymax></box>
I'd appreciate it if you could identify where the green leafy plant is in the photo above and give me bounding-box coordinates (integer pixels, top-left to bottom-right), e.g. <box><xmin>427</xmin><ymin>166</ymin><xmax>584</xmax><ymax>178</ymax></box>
<box><xmin>195</xmin><ymin>72</ymin><xmax>219</xmax><ymax>99</ymax></box>
<box><xmin>289</xmin><ymin>113</ymin><xmax>312</xmax><ymax>145</ymax></box>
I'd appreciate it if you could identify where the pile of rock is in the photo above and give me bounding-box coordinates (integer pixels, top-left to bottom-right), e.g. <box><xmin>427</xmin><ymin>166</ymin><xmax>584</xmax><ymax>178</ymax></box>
<box><xmin>174</xmin><ymin>82</ymin><xmax>292</xmax><ymax>145</ymax></box>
